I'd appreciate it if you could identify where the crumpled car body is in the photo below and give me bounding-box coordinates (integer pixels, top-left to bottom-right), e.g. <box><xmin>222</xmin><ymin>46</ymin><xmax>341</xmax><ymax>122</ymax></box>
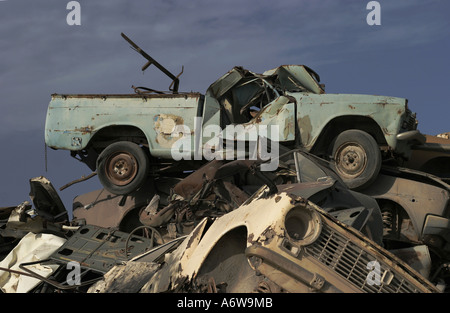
<box><xmin>137</xmin><ymin>148</ymin><xmax>384</xmax><ymax>245</ymax></box>
<box><xmin>140</xmin><ymin>190</ymin><xmax>439</xmax><ymax>293</ymax></box>
<box><xmin>0</xmin><ymin>177</ymin><xmax>69</xmax><ymax>242</ymax></box>
<box><xmin>0</xmin><ymin>167</ymin><xmax>444</xmax><ymax>293</ymax></box>
<box><xmin>361</xmin><ymin>166</ymin><xmax>450</xmax><ymax>261</ymax></box>
<box><xmin>405</xmin><ymin>134</ymin><xmax>450</xmax><ymax>183</ymax></box>
<box><xmin>71</xmin><ymin>177</ymin><xmax>180</xmax><ymax>233</ymax></box>
<box><xmin>207</xmin><ymin>65</ymin><xmax>417</xmax><ymax>156</ymax></box>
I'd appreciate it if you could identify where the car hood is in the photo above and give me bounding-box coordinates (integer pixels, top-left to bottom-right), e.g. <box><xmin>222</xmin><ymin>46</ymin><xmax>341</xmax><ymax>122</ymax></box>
<box><xmin>28</xmin><ymin>176</ymin><xmax>67</xmax><ymax>222</ymax></box>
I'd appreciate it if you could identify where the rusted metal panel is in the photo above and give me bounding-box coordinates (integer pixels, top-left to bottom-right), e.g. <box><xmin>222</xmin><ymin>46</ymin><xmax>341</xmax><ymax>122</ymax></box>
<box><xmin>72</xmin><ymin>177</ymin><xmax>175</xmax><ymax>231</ymax></box>
<box><xmin>362</xmin><ymin>166</ymin><xmax>450</xmax><ymax>252</ymax></box>
<box><xmin>287</xmin><ymin>93</ymin><xmax>414</xmax><ymax>154</ymax></box>
<box><xmin>241</xmin><ymin>95</ymin><xmax>296</xmax><ymax>142</ymax></box>
<box><xmin>405</xmin><ymin>134</ymin><xmax>450</xmax><ymax>181</ymax></box>
<box><xmin>49</xmin><ymin>225</ymin><xmax>154</xmax><ymax>274</ymax></box>
<box><xmin>138</xmin><ymin>159</ymin><xmax>252</xmax><ymax>236</ymax></box>
<box><xmin>390</xmin><ymin>245</ymin><xmax>432</xmax><ymax>279</ymax></box>
<box><xmin>45</xmin><ymin>93</ymin><xmax>202</xmax><ymax>159</ymax></box>
<box><xmin>263</xmin><ymin>64</ymin><xmax>325</xmax><ymax>94</ymax></box>
<box><xmin>29</xmin><ymin>176</ymin><xmax>67</xmax><ymax>222</ymax></box>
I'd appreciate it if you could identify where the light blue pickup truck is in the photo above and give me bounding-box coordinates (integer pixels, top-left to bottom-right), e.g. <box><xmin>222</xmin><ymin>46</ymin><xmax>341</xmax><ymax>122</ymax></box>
<box><xmin>44</xmin><ymin>34</ymin><xmax>425</xmax><ymax>195</ymax></box>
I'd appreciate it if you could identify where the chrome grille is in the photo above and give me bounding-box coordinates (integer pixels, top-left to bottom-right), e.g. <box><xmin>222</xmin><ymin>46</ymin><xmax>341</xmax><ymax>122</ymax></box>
<box><xmin>304</xmin><ymin>223</ymin><xmax>430</xmax><ymax>293</ymax></box>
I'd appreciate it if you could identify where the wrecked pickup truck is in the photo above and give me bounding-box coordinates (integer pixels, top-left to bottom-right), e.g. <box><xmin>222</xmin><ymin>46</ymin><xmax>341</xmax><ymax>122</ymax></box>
<box><xmin>45</xmin><ymin>33</ymin><xmax>423</xmax><ymax>195</ymax></box>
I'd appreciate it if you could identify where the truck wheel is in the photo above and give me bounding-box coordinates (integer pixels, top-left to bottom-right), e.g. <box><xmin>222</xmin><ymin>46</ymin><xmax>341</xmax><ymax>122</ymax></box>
<box><xmin>331</xmin><ymin>129</ymin><xmax>381</xmax><ymax>190</ymax></box>
<box><xmin>97</xmin><ymin>141</ymin><xmax>149</xmax><ymax>195</ymax></box>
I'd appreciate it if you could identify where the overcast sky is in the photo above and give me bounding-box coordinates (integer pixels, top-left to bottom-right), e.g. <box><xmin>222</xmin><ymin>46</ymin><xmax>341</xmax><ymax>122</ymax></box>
<box><xmin>0</xmin><ymin>0</ymin><xmax>449</xmax><ymax>213</ymax></box>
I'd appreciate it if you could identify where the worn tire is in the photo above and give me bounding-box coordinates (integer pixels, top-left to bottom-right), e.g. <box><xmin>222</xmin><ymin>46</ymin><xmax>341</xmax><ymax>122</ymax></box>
<box><xmin>331</xmin><ymin>129</ymin><xmax>381</xmax><ymax>190</ymax></box>
<box><xmin>96</xmin><ymin>141</ymin><xmax>149</xmax><ymax>195</ymax></box>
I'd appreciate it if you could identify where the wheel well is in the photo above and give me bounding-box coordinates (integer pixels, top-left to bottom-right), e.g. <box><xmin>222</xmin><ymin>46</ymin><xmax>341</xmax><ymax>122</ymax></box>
<box><xmin>311</xmin><ymin>116</ymin><xmax>386</xmax><ymax>157</ymax></box>
<box><xmin>197</xmin><ymin>226</ymin><xmax>248</xmax><ymax>274</ymax></box>
<box><xmin>376</xmin><ymin>198</ymin><xmax>419</xmax><ymax>246</ymax></box>
<box><xmin>74</xmin><ymin>125</ymin><xmax>149</xmax><ymax>171</ymax></box>
<box><xmin>420</xmin><ymin>156</ymin><xmax>450</xmax><ymax>178</ymax></box>
<box><xmin>119</xmin><ymin>206</ymin><xmax>145</xmax><ymax>233</ymax></box>
<box><xmin>90</xmin><ymin>125</ymin><xmax>148</xmax><ymax>152</ymax></box>
<box><xmin>195</xmin><ymin>226</ymin><xmax>258</xmax><ymax>292</ymax></box>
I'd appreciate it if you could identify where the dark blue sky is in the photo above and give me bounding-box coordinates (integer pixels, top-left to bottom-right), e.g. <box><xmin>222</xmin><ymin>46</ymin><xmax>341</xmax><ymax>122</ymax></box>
<box><xmin>0</xmin><ymin>0</ymin><xmax>449</xmax><ymax>212</ymax></box>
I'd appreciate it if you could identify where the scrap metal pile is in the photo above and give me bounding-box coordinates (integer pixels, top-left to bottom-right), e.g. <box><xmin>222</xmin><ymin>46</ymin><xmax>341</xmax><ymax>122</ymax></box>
<box><xmin>1</xmin><ymin>34</ymin><xmax>449</xmax><ymax>293</ymax></box>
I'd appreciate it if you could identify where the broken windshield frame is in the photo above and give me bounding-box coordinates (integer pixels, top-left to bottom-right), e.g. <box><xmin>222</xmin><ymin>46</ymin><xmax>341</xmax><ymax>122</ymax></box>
<box><xmin>259</xmin><ymin>148</ymin><xmax>333</xmax><ymax>183</ymax></box>
<box><xmin>121</xmin><ymin>32</ymin><xmax>182</xmax><ymax>94</ymax></box>
<box><xmin>239</xmin><ymin>148</ymin><xmax>336</xmax><ymax>203</ymax></box>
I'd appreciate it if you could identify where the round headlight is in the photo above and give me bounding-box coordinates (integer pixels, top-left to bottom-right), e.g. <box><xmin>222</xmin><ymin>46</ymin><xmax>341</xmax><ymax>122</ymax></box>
<box><xmin>285</xmin><ymin>205</ymin><xmax>322</xmax><ymax>245</ymax></box>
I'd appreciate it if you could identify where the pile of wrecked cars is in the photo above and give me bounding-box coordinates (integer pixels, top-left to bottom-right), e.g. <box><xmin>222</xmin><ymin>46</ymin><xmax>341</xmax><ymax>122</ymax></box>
<box><xmin>1</xmin><ymin>34</ymin><xmax>449</xmax><ymax>293</ymax></box>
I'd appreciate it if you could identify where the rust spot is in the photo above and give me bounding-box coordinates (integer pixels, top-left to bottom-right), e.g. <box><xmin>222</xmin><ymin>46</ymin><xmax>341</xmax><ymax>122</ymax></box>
<box><xmin>74</xmin><ymin>126</ymin><xmax>94</xmax><ymax>135</ymax></box>
<box><xmin>275</xmin><ymin>195</ymin><xmax>281</xmax><ymax>203</ymax></box>
<box><xmin>375</xmin><ymin>100</ymin><xmax>388</xmax><ymax>107</ymax></box>
<box><xmin>298</xmin><ymin>115</ymin><xmax>312</xmax><ymax>144</ymax></box>
<box><xmin>283</xmin><ymin>119</ymin><xmax>295</xmax><ymax>139</ymax></box>
<box><xmin>154</xmin><ymin>114</ymin><xmax>186</xmax><ymax>148</ymax></box>
<box><xmin>259</xmin><ymin>227</ymin><xmax>276</xmax><ymax>244</ymax></box>
<box><xmin>247</xmin><ymin>233</ymin><xmax>255</xmax><ymax>244</ymax></box>
<box><xmin>52</xmin><ymin>92</ymin><xmax>202</xmax><ymax>100</ymax></box>
<box><xmin>382</xmin><ymin>127</ymin><xmax>393</xmax><ymax>136</ymax></box>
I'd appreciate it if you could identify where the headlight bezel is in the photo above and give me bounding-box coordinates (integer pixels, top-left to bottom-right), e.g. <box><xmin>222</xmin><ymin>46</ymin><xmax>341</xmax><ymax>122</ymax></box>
<box><xmin>284</xmin><ymin>204</ymin><xmax>323</xmax><ymax>246</ymax></box>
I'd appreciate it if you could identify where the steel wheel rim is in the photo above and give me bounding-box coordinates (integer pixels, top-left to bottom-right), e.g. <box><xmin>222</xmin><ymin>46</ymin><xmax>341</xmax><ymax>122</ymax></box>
<box><xmin>105</xmin><ymin>151</ymin><xmax>138</xmax><ymax>186</ymax></box>
<box><xmin>335</xmin><ymin>143</ymin><xmax>368</xmax><ymax>179</ymax></box>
